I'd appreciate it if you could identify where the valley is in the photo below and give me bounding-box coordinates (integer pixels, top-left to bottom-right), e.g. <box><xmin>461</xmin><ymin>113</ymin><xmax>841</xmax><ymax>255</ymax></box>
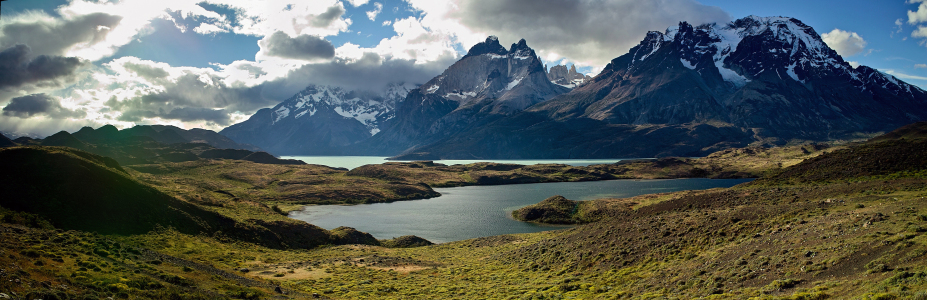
<box><xmin>1</xmin><ymin>123</ymin><xmax>926</xmax><ymax>299</ymax></box>
<box><xmin>1</xmin><ymin>7</ymin><xmax>927</xmax><ymax>300</ymax></box>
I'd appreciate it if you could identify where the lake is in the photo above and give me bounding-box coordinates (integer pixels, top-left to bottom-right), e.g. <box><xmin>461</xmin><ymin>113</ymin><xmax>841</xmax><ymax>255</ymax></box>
<box><xmin>279</xmin><ymin>156</ymin><xmax>644</xmax><ymax>170</ymax></box>
<box><xmin>288</xmin><ymin>178</ymin><xmax>752</xmax><ymax>243</ymax></box>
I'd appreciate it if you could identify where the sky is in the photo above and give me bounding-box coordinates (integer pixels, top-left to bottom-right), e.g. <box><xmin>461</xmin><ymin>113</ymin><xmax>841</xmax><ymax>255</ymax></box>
<box><xmin>1</xmin><ymin>0</ymin><xmax>926</xmax><ymax>138</ymax></box>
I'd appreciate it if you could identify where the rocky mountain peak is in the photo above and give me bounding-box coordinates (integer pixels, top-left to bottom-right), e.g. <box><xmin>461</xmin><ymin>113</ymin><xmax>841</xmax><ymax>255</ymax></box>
<box><xmin>465</xmin><ymin>35</ymin><xmax>508</xmax><ymax>57</ymax></box>
<box><xmin>547</xmin><ymin>64</ymin><xmax>592</xmax><ymax>88</ymax></box>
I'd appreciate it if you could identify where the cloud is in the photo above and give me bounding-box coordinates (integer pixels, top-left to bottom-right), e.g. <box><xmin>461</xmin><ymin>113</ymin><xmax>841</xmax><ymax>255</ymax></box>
<box><xmin>916</xmin><ymin>64</ymin><xmax>927</xmax><ymax>69</ymax></box>
<box><xmin>909</xmin><ymin>0</ymin><xmax>927</xmax><ymax>24</ymax></box>
<box><xmin>118</xmin><ymin>106</ymin><xmax>230</xmax><ymax>125</ymax></box>
<box><xmin>202</xmin><ymin>0</ymin><xmax>351</xmax><ymax>37</ymax></box>
<box><xmin>257</xmin><ymin>31</ymin><xmax>336</xmax><ymax>61</ymax></box>
<box><xmin>883</xmin><ymin>69</ymin><xmax>927</xmax><ymax>81</ymax></box>
<box><xmin>0</xmin><ymin>11</ymin><xmax>123</xmax><ymax>60</ymax></box>
<box><xmin>2</xmin><ymin>93</ymin><xmax>85</xmax><ymax>118</ymax></box>
<box><xmin>914</xmin><ymin>26</ymin><xmax>927</xmax><ymax>38</ymax></box>
<box><xmin>262</xmin><ymin>52</ymin><xmax>456</xmax><ymax>94</ymax></box>
<box><xmin>382</xmin><ymin>20</ymin><xmax>392</xmax><ymax>26</ymax></box>
<box><xmin>193</xmin><ymin>22</ymin><xmax>228</xmax><ymax>34</ymax></box>
<box><xmin>0</xmin><ymin>44</ymin><xmax>85</xmax><ymax>89</ymax></box>
<box><xmin>405</xmin><ymin>0</ymin><xmax>731</xmax><ymax>69</ymax></box>
<box><xmin>122</xmin><ymin>61</ymin><xmax>170</xmax><ymax>80</ymax></box>
<box><xmin>367</xmin><ymin>2</ymin><xmax>383</xmax><ymax>21</ymax></box>
<box><xmin>821</xmin><ymin>29</ymin><xmax>868</xmax><ymax>57</ymax></box>
<box><xmin>345</xmin><ymin>0</ymin><xmax>370</xmax><ymax>7</ymax></box>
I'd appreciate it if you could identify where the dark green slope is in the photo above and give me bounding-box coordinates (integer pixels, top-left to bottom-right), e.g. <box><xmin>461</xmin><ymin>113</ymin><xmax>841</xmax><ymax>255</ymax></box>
<box><xmin>0</xmin><ymin>146</ymin><xmax>231</xmax><ymax>235</ymax></box>
<box><xmin>0</xmin><ymin>146</ymin><xmax>347</xmax><ymax>249</ymax></box>
<box><xmin>0</xmin><ymin>133</ymin><xmax>14</xmax><ymax>147</ymax></box>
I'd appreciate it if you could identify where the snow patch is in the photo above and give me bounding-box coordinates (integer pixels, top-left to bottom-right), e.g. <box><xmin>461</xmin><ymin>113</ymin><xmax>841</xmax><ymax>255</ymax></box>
<box><xmin>786</xmin><ymin>63</ymin><xmax>804</xmax><ymax>83</ymax></box>
<box><xmin>369</xmin><ymin>128</ymin><xmax>380</xmax><ymax>136</ymax></box>
<box><xmin>273</xmin><ymin>107</ymin><xmax>290</xmax><ymax>123</ymax></box>
<box><xmin>426</xmin><ymin>85</ymin><xmax>439</xmax><ymax>94</ymax></box>
<box><xmin>680</xmin><ymin>58</ymin><xmax>697</xmax><ymax>70</ymax></box>
<box><xmin>506</xmin><ymin>77</ymin><xmax>522</xmax><ymax>90</ymax></box>
<box><xmin>334</xmin><ymin>107</ymin><xmax>379</xmax><ymax>125</ymax></box>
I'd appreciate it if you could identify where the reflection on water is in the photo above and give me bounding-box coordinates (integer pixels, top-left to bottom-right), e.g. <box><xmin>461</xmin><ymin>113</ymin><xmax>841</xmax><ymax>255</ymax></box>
<box><xmin>289</xmin><ymin>178</ymin><xmax>752</xmax><ymax>243</ymax></box>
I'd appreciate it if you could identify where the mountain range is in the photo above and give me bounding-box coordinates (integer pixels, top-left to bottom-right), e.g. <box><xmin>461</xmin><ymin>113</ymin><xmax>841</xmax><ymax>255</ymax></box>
<box><xmin>222</xmin><ymin>15</ymin><xmax>927</xmax><ymax>159</ymax></box>
<box><xmin>385</xmin><ymin>16</ymin><xmax>927</xmax><ymax>159</ymax></box>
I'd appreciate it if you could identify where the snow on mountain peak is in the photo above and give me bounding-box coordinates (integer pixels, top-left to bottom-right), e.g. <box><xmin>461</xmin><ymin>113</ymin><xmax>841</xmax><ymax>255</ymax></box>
<box><xmin>268</xmin><ymin>83</ymin><xmax>416</xmax><ymax>135</ymax></box>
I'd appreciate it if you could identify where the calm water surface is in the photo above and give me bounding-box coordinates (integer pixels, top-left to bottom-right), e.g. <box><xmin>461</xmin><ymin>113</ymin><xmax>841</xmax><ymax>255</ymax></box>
<box><xmin>288</xmin><ymin>178</ymin><xmax>752</xmax><ymax>243</ymax></box>
<box><xmin>280</xmin><ymin>156</ymin><xmax>643</xmax><ymax>170</ymax></box>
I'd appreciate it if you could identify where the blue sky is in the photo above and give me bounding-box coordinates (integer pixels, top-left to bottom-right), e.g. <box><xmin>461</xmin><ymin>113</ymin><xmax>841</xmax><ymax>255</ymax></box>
<box><xmin>1</xmin><ymin>0</ymin><xmax>926</xmax><ymax>137</ymax></box>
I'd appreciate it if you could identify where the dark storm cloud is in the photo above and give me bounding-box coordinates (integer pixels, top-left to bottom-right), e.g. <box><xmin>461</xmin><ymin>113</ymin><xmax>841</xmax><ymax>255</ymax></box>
<box><xmin>0</xmin><ymin>12</ymin><xmax>123</xmax><ymax>58</ymax></box>
<box><xmin>449</xmin><ymin>0</ymin><xmax>731</xmax><ymax>66</ymax></box>
<box><xmin>0</xmin><ymin>44</ymin><xmax>85</xmax><ymax>89</ymax></box>
<box><xmin>2</xmin><ymin>93</ymin><xmax>85</xmax><ymax>118</ymax></box>
<box><xmin>259</xmin><ymin>31</ymin><xmax>336</xmax><ymax>60</ymax></box>
<box><xmin>118</xmin><ymin>106</ymin><xmax>230</xmax><ymax>125</ymax></box>
<box><xmin>106</xmin><ymin>70</ymin><xmax>273</xmax><ymax>126</ymax></box>
<box><xmin>258</xmin><ymin>52</ymin><xmax>456</xmax><ymax>100</ymax></box>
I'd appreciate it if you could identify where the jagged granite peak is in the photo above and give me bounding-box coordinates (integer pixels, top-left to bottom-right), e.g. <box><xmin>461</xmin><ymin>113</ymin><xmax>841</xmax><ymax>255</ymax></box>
<box><xmin>419</xmin><ymin>36</ymin><xmax>566</xmax><ymax>112</ymax></box>
<box><xmin>465</xmin><ymin>36</ymin><xmax>508</xmax><ymax>57</ymax></box>
<box><xmin>221</xmin><ymin>82</ymin><xmax>417</xmax><ymax>155</ymax></box>
<box><xmin>351</xmin><ymin>36</ymin><xmax>571</xmax><ymax>156</ymax></box>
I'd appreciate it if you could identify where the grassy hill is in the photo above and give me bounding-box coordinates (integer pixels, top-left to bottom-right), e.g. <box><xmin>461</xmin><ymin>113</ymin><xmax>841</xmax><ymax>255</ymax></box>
<box><xmin>0</xmin><ymin>146</ymin><xmax>382</xmax><ymax>250</ymax></box>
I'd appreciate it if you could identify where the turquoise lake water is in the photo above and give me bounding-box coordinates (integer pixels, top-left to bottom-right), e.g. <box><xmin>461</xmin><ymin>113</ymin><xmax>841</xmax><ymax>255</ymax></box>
<box><xmin>288</xmin><ymin>178</ymin><xmax>752</xmax><ymax>243</ymax></box>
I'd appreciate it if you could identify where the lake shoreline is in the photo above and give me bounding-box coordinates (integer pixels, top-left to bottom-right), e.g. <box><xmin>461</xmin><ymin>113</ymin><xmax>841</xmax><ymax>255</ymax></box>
<box><xmin>289</xmin><ymin>178</ymin><xmax>753</xmax><ymax>243</ymax></box>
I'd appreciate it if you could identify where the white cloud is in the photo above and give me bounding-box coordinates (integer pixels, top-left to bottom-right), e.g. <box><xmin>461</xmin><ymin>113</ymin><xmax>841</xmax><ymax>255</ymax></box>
<box><xmin>193</xmin><ymin>23</ymin><xmax>228</xmax><ymax>35</ymax></box>
<box><xmin>916</xmin><ymin>63</ymin><xmax>927</xmax><ymax>69</ymax></box>
<box><xmin>345</xmin><ymin>0</ymin><xmax>370</xmax><ymax>7</ymax></box>
<box><xmin>848</xmin><ymin>61</ymin><xmax>860</xmax><ymax>68</ymax></box>
<box><xmin>367</xmin><ymin>2</ymin><xmax>383</xmax><ymax>21</ymax></box>
<box><xmin>382</xmin><ymin>20</ymin><xmax>392</xmax><ymax>26</ymax></box>
<box><xmin>883</xmin><ymin>69</ymin><xmax>927</xmax><ymax>81</ymax></box>
<box><xmin>821</xmin><ymin>29</ymin><xmax>867</xmax><ymax>57</ymax></box>
<box><xmin>914</xmin><ymin>26</ymin><xmax>927</xmax><ymax>38</ymax></box>
<box><xmin>908</xmin><ymin>0</ymin><xmax>927</xmax><ymax>24</ymax></box>
<box><xmin>199</xmin><ymin>0</ymin><xmax>351</xmax><ymax>37</ymax></box>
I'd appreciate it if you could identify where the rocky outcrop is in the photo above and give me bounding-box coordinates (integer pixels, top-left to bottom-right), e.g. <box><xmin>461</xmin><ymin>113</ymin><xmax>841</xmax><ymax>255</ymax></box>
<box><xmin>241</xmin><ymin>152</ymin><xmax>307</xmax><ymax>165</ymax></box>
<box><xmin>546</xmin><ymin>64</ymin><xmax>591</xmax><ymax>88</ymax></box>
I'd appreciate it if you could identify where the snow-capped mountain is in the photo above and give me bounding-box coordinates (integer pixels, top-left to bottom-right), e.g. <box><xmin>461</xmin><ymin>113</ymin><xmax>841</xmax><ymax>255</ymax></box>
<box><xmin>531</xmin><ymin>15</ymin><xmax>927</xmax><ymax>138</ymax></box>
<box><xmin>221</xmin><ymin>83</ymin><xmax>416</xmax><ymax>155</ymax></box>
<box><xmin>352</xmin><ymin>36</ymin><xmax>571</xmax><ymax>156</ymax></box>
<box><xmin>269</xmin><ymin>83</ymin><xmax>415</xmax><ymax>136</ymax></box>
<box><xmin>384</xmin><ymin>16</ymin><xmax>927</xmax><ymax>160</ymax></box>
